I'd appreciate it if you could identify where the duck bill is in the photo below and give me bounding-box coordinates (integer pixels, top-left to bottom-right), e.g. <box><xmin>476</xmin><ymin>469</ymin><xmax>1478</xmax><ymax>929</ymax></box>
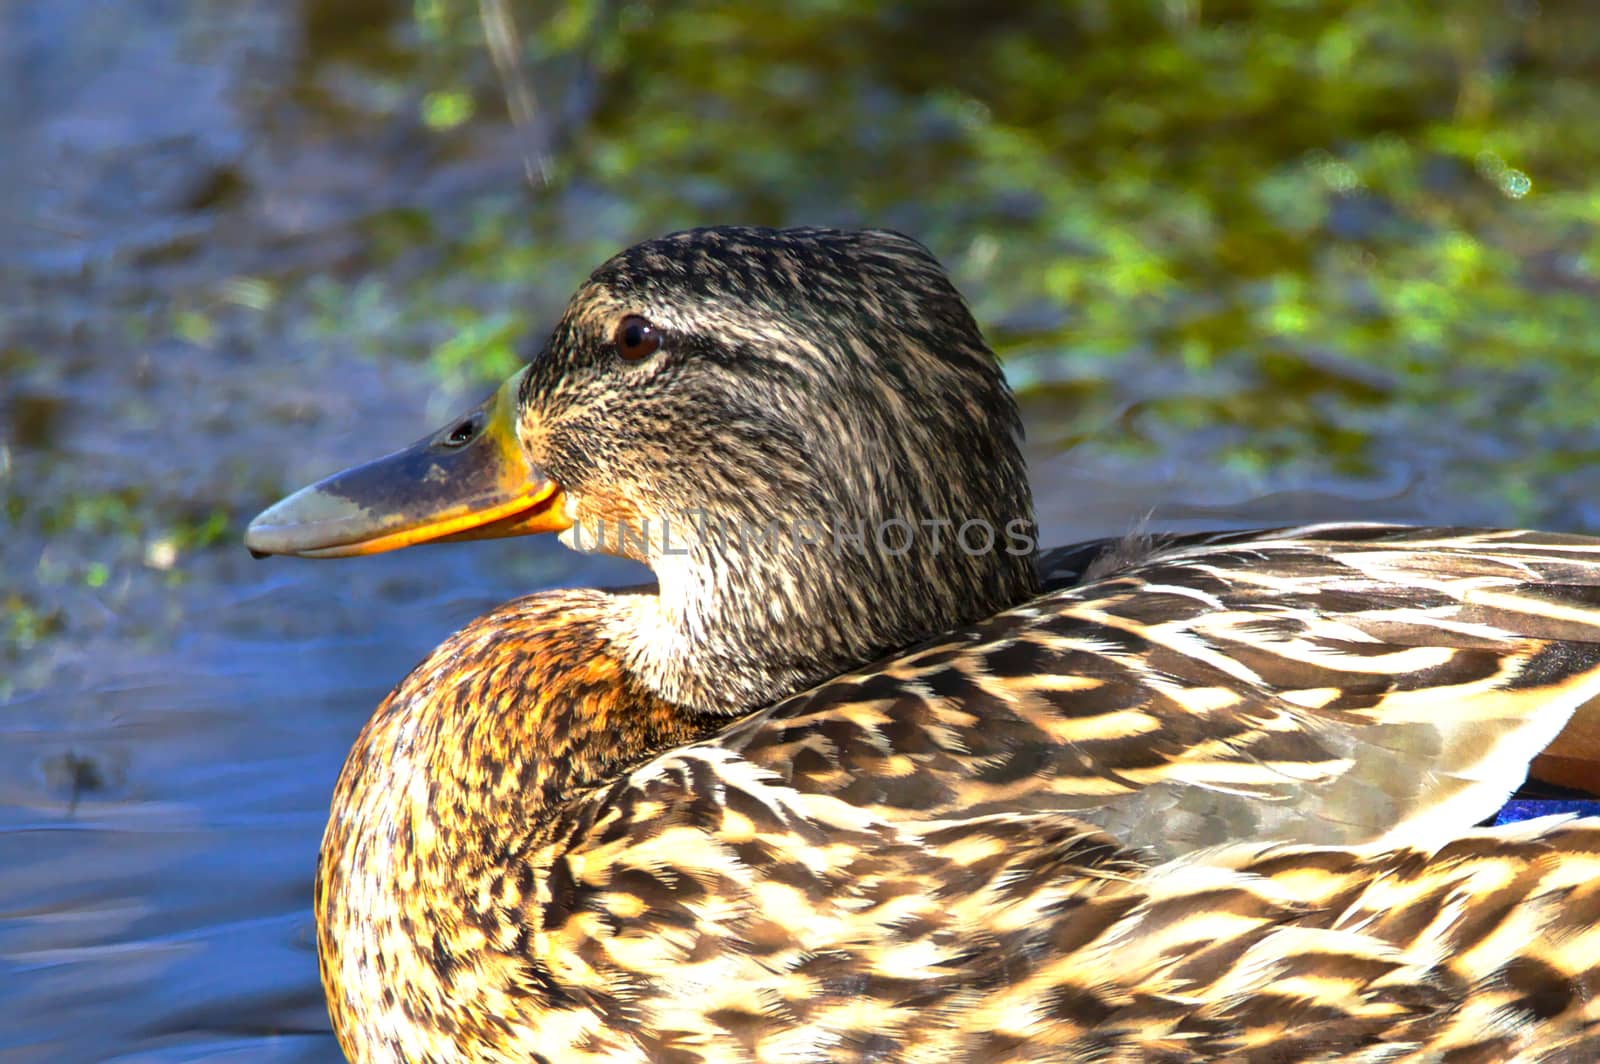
<box><xmin>244</xmin><ymin>369</ymin><xmax>570</xmax><ymax>559</ymax></box>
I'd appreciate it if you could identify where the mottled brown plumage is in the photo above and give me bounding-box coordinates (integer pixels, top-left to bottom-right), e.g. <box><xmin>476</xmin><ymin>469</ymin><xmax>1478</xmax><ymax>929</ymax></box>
<box><xmin>317</xmin><ymin>591</ymin><xmax>720</xmax><ymax>1059</ymax></box>
<box><xmin>248</xmin><ymin>226</ymin><xmax>1600</xmax><ymax>1062</ymax></box>
<box><xmin>320</xmin><ymin>584</ymin><xmax>1600</xmax><ymax>1062</ymax></box>
<box><xmin>739</xmin><ymin>524</ymin><xmax>1600</xmax><ymax>861</ymax></box>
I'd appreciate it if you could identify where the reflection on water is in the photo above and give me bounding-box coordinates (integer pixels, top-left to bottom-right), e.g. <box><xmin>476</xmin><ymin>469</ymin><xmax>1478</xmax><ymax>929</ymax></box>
<box><xmin>5</xmin><ymin>0</ymin><xmax>1600</xmax><ymax>1060</ymax></box>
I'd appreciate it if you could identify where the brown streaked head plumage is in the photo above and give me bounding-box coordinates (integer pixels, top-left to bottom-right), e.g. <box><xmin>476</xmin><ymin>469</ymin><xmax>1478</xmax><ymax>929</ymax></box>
<box><xmin>244</xmin><ymin>225</ymin><xmax>1038</xmax><ymax>715</ymax></box>
<box><xmin>514</xmin><ymin>226</ymin><xmax>1038</xmax><ymax>714</ymax></box>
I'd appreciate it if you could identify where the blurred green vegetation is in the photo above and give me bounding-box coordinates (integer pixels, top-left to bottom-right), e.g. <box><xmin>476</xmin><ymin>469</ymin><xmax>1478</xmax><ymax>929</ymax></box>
<box><xmin>341</xmin><ymin>0</ymin><xmax>1598</xmax><ymax>515</ymax></box>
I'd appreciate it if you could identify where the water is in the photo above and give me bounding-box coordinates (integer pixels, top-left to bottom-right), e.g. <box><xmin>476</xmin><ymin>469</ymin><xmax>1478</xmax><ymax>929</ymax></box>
<box><xmin>4</xmin><ymin>2</ymin><xmax>1599</xmax><ymax>1059</ymax></box>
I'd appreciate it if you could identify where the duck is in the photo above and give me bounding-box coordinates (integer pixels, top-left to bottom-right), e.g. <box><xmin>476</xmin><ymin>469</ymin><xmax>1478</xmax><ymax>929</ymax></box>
<box><xmin>247</xmin><ymin>226</ymin><xmax>1600</xmax><ymax>1061</ymax></box>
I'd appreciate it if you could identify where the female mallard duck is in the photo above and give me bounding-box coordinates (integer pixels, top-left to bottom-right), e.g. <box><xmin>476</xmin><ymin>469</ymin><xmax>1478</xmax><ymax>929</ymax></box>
<box><xmin>248</xmin><ymin>227</ymin><xmax>1600</xmax><ymax>1061</ymax></box>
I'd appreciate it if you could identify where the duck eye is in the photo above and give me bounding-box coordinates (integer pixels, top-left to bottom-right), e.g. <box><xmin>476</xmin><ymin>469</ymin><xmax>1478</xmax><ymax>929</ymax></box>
<box><xmin>441</xmin><ymin>415</ymin><xmax>480</xmax><ymax>449</ymax></box>
<box><xmin>614</xmin><ymin>315</ymin><xmax>661</xmax><ymax>361</ymax></box>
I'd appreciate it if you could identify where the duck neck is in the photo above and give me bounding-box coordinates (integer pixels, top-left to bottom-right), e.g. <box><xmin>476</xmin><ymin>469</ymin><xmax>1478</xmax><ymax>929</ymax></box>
<box><xmin>602</xmin><ymin>501</ymin><xmax>1042</xmax><ymax>716</ymax></box>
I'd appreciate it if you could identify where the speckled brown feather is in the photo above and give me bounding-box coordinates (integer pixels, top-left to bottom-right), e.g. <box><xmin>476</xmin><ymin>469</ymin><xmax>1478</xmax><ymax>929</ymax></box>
<box><xmin>319</xmin><ymin>580</ymin><xmax>1600</xmax><ymax>1062</ymax></box>
<box><xmin>317</xmin><ymin>591</ymin><xmax>725</xmax><ymax>1061</ymax></box>
<box><xmin>729</xmin><ymin>523</ymin><xmax>1600</xmax><ymax>861</ymax></box>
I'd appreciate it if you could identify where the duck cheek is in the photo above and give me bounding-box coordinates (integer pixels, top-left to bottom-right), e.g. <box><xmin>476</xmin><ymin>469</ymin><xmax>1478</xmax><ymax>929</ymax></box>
<box><xmin>555</xmin><ymin>494</ymin><xmax>590</xmax><ymax>554</ymax></box>
<box><xmin>559</xmin><ymin>491</ymin><xmax>655</xmax><ymax>561</ymax></box>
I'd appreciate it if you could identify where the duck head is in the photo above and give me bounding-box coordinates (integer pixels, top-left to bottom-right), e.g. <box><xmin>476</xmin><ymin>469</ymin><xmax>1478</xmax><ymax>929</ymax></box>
<box><xmin>247</xmin><ymin>226</ymin><xmax>1038</xmax><ymax>713</ymax></box>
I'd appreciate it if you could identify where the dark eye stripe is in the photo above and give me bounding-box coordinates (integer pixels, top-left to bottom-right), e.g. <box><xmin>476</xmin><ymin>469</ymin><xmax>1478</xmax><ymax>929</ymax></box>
<box><xmin>615</xmin><ymin>315</ymin><xmax>661</xmax><ymax>361</ymax></box>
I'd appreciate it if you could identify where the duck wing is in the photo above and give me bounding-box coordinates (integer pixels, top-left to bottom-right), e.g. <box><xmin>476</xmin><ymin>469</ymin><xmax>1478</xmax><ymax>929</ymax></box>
<box><xmin>532</xmin><ymin>745</ymin><xmax>1600</xmax><ymax>1061</ymax></box>
<box><xmin>963</xmin><ymin>815</ymin><xmax>1600</xmax><ymax>1061</ymax></box>
<box><xmin>728</xmin><ymin>524</ymin><xmax>1600</xmax><ymax>859</ymax></box>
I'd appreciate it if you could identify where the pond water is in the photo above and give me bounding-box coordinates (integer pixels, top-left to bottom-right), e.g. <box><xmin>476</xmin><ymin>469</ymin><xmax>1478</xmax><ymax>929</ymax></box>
<box><xmin>4</xmin><ymin>2</ymin><xmax>1599</xmax><ymax>1060</ymax></box>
